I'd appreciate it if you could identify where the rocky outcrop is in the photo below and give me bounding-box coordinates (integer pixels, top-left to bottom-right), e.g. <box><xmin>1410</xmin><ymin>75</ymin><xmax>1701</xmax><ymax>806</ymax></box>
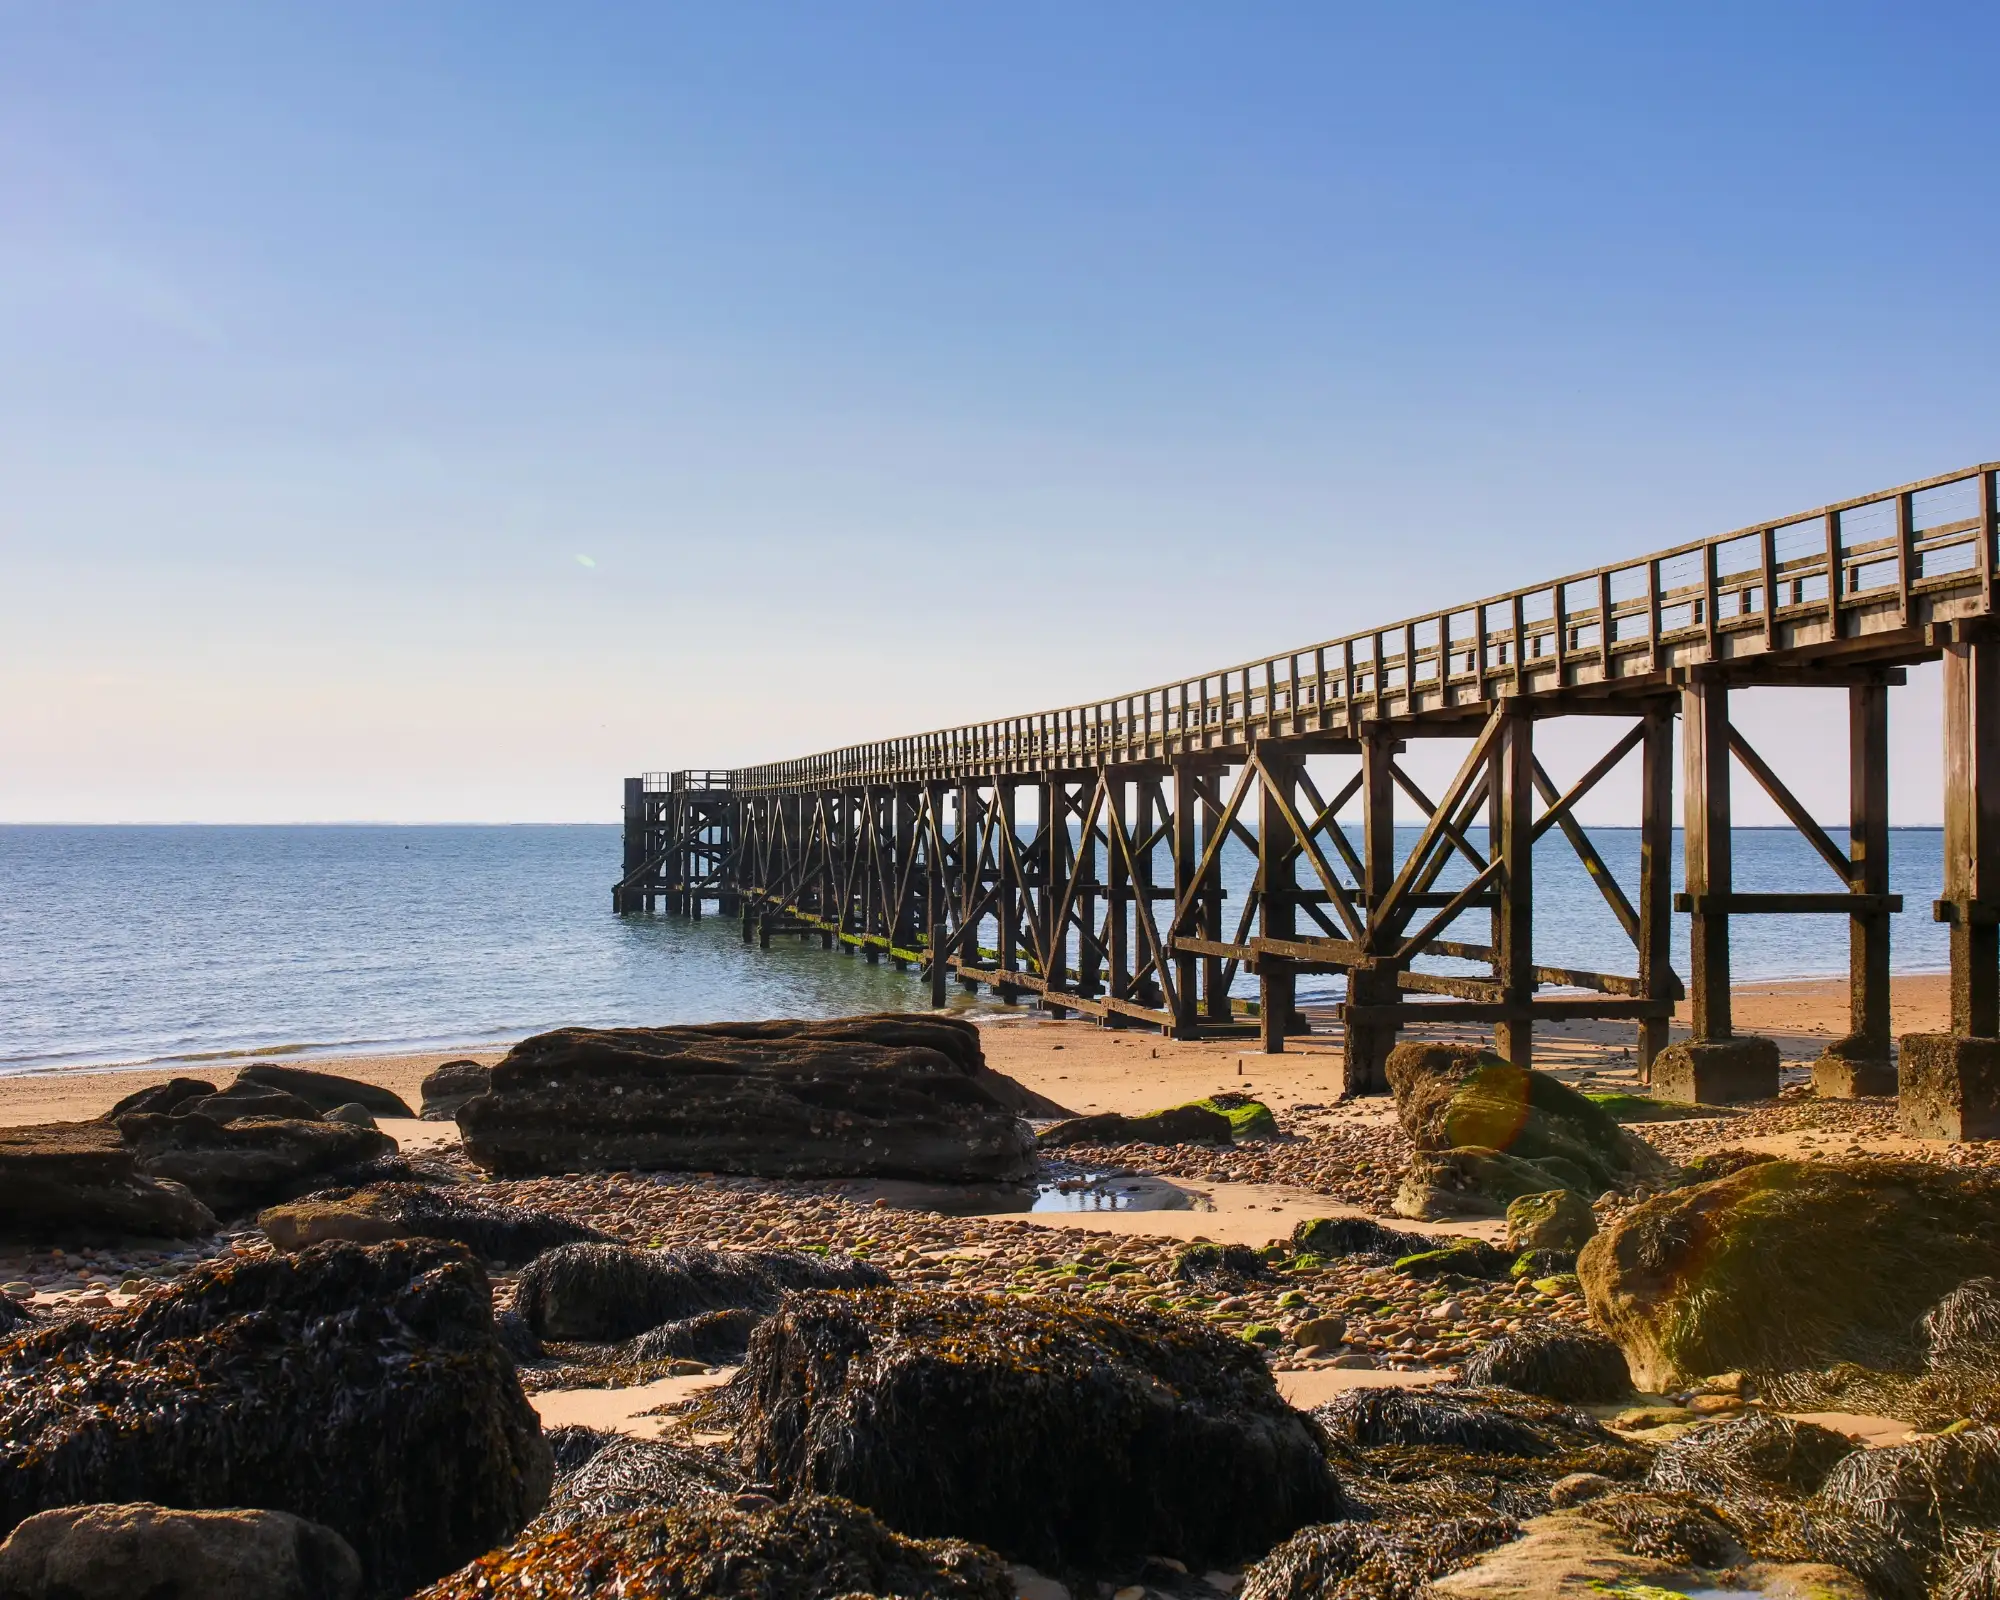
<box><xmin>1506</xmin><ymin>1189</ymin><xmax>1596</xmax><ymax>1252</ymax></box>
<box><xmin>258</xmin><ymin>1182</ymin><xmax>610</xmax><ymax>1266</ymax></box>
<box><xmin>457</xmin><ymin>1022</ymin><xmax>1037</xmax><ymax>1181</ymax></box>
<box><xmin>420</xmin><ymin>1061</ymin><xmax>491</xmax><ymax>1121</ymax></box>
<box><xmin>410</xmin><ymin>1495</ymin><xmax>1014</xmax><ymax>1600</ymax></box>
<box><xmin>118</xmin><ymin>1113</ymin><xmax>396</xmax><ymax>1215</ymax></box>
<box><xmin>0</xmin><ymin>1239</ymin><xmax>551</xmax><ymax>1600</ymax></box>
<box><xmin>1386</xmin><ymin>1045</ymin><xmax>1668</xmax><ymax>1197</ymax></box>
<box><xmin>185</xmin><ymin>1080</ymin><xmax>328</xmax><ymax>1123</ymax></box>
<box><xmin>1578</xmin><ymin>1159</ymin><xmax>2000</xmax><ymax>1388</ymax></box>
<box><xmin>737</xmin><ymin>1287</ymin><xmax>1345</xmax><ymax>1571</ymax></box>
<box><xmin>1395</xmin><ymin>1146</ymin><xmax>1594</xmax><ymax>1221</ymax></box>
<box><xmin>0</xmin><ymin>1503</ymin><xmax>361</xmax><ymax>1600</ymax></box>
<box><xmin>0</xmin><ymin>1122</ymin><xmax>217</xmax><ymax>1244</ymax></box>
<box><xmin>102</xmin><ymin>1078</ymin><xmax>217</xmax><ymax>1119</ymax></box>
<box><xmin>513</xmin><ymin>1241</ymin><xmax>886</xmax><ymax>1342</ymax></box>
<box><xmin>236</xmin><ymin>1065</ymin><xmax>415</xmax><ymax>1119</ymax></box>
<box><xmin>1038</xmin><ymin>1104</ymin><xmax>1234</xmax><ymax>1148</ymax></box>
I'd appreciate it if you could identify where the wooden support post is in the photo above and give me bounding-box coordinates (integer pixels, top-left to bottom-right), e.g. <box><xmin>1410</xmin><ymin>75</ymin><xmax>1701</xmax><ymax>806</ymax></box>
<box><xmin>1171</xmin><ymin>763</ymin><xmax>1202</xmax><ymax>1036</ymax></box>
<box><xmin>997</xmin><ymin>782</ymin><xmax>1021</xmax><ymax>1000</ymax></box>
<box><xmin>1078</xmin><ymin>785</ymin><xmax>1102</xmax><ymax>998</ymax></box>
<box><xmin>956</xmin><ymin>781</ymin><xmax>981</xmax><ymax>990</ymax></box>
<box><xmin>1849</xmin><ymin>682</ymin><xmax>1893</xmax><ymax>1049</ymax></box>
<box><xmin>1042</xmin><ymin>777</ymin><xmax>1070</xmax><ymax>1017</ymax></box>
<box><xmin>927</xmin><ymin>801</ymin><xmax>950</xmax><ymax>1009</ymax></box>
<box><xmin>615</xmin><ymin>777</ymin><xmax>644</xmax><ymax>912</ymax></box>
<box><xmin>1258</xmin><ymin>747</ymin><xmax>1300</xmax><ymax>1054</ymax></box>
<box><xmin>1943</xmin><ymin>636</ymin><xmax>2000</xmax><ymax>1036</ymax></box>
<box><xmin>1637</xmin><ymin>710</ymin><xmax>1675</xmax><ymax>1079</ymax></box>
<box><xmin>1106</xmin><ymin>776</ymin><xmax>1132</xmax><ymax>1021</ymax></box>
<box><xmin>1133</xmin><ymin>777</ymin><xmax>1161</xmax><ymax>1009</ymax></box>
<box><xmin>1201</xmin><ymin>767</ymin><xmax>1229</xmax><ymax>1021</ymax></box>
<box><xmin>1493</xmin><ymin>705</ymin><xmax>1535</xmax><ymax>1067</ymax></box>
<box><xmin>1344</xmin><ymin>729</ymin><xmax>1400</xmax><ymax>1092</ymax></box>
<box><xmin>1682</xmin><ymin>680</ymin><xmax>1732</xmax><ymax>1040</ymax></box>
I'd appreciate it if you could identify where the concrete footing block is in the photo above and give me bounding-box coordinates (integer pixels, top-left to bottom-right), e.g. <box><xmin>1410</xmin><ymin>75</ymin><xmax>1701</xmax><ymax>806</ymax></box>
<box><xmin>1651</xmin><ymin>1036</ymin><xmax>1782</xmax><ymax>1105</ymax></box>
<box><xmin>1812</xmin><ymin>1037</ymin><xmax>1898</xmax><ymax>1099</ymax></box>
<box><xmin>1898</xmin><ymin>1033</ymin><xmax>2000</xmax><ymax>1141</ymax></box>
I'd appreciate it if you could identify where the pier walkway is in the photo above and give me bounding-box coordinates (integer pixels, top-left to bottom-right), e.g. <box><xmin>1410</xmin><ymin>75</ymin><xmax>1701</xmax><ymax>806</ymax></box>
<box><xmin>618</xmin><ymin>460</ymin><xmax>2000</xmax><ymax>1102</ymax></box>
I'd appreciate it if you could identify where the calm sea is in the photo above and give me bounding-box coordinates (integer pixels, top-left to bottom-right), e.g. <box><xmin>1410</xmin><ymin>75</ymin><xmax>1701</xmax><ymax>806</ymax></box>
<box><xmin>0</xmin><ymin>824</ymin><xmax>1950</xmax><ymax>1076</ymax></box>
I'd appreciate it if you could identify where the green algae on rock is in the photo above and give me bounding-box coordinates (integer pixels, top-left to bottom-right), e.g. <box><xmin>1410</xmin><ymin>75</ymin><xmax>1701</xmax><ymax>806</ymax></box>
<box><xmin>1578</xmin><ymin>1160</ymin><xmax>2000</xmax><ymax>1389</ymax></box>
<box><xmin>0</xmin><ymin>1239</ymin><xmax>551</xmax><ymax>1600</ymax></box>
<box><xmin>737</xmin><ymin>1286</ymin><xmax>1346</xmax><ymax>1572</ymax></box>
<box><xmin>1505</xmin><ymin>1189</ymin><xmax>1596</xmax><ymax>1253</ymax></box>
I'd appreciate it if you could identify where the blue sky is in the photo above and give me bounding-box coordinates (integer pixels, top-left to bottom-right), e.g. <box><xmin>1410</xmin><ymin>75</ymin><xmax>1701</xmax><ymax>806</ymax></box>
<box><xmin>0</xmin><ymin>3</ymin><xmax>1993</xmax><ymax>821</ymax></box>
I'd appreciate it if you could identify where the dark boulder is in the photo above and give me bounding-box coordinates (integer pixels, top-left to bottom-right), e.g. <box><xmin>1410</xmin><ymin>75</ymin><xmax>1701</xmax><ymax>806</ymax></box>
<box><xmin>0</xmin><ymin>1239</ymin><xmax>551</xmax><ymax>1600</ymax></box>
<box><xmin>420</xmin><ymin>1060</ymin><xmax>491</xmax><ymax>1121</ymax></box>
<box><xmin>1038</xmin><ymin>1105</ymin><xmax>1234</xmax><ymax>1148</ymax></box>
<box><xmin>237</xmin><ymin>1066</ymin><xmax>415</xmax><ymax>1119</ymax></box>
<box><xmin>102</xmin><ymin>1079</ymin><xmax>217</xmax><ymax>1119</ymax></box>
<box><xmin>410</xmin><ymin>1495</ymin><xmax>1013</xmax><ymax>1600</ymax></box>
<box><xmin>0</xmin><ymin>1122</ymin><xmax>217</xmax><ymax>1244</ymax></box>
<box><xmin>458</xmin><ymin>1024</ymin><xmax>1036</xmax><ymax>1182</ymax></box>
<box><xmin>514</xmin><ymin>1242</ymin><xmax>886</xmax><ymax>1342</ymax></box>
<box><xmin>0</xmin><ymin>1294</ymin><xmax>37</xmax><ymax>1334</ymax></box>
<box><xmin>1462</xmin><ymin>1326</ymin><xmax>1633</xmax><ymax>1403</ymax></box>
<box><xmin>737</xmin><ymin>1287</ymin><xmax>1347</xmax><ymax>1572</ymax></box>
<box><xmin>0</xmin><ymin>1502</ymin><xmax>361</xmax><ymax>1600</ymax></box>
<box><xmin>1392</xmin><ymin>1240</ymin><xmax>1515</xmax><ymax>1281</ymax></box>
<box><xmin>1386</xmin><ymin>1043</ymin><xmax>1668</xmax><ymax>1194</ymax></box>
<box><xmin>1291</xmin><ymin>1216</ymin><xmax>1433</xmax><ymax>1261</ymax></box>
<box><xmin>258</xmin><ymin>1182</ymin><xmax>610</xmax><ymax>1266</ymax></box>
<box><xmin>186</xmin><ymin>1081</ymin><xmax>327</xmax><ymax>1123</ymax></box>
<box><xmin>1171</xmin><ymin>1242</ymin><xmax>1272</xmax><ymax>1283</ymax></box>
<box><xmin>118</xmin><ymin>1113</ymin><xmax>396</xmax><ymax>1216</ymax></box>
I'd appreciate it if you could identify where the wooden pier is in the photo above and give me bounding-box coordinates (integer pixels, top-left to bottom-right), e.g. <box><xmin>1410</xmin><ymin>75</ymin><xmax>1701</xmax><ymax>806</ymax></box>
<box><xmin>618</xmin><ymin>460</ymin><xmax>2000</xmax><ymax>1101</ymax></box>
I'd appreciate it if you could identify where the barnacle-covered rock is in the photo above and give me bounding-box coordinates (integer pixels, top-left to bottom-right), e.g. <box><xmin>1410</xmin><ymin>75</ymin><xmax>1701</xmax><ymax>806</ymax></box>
<box><xmin>410</xmin><ymin>1495</ymin><xmax>1013</xmax><ymax>1600</ymax></box>
<box><xmin>258</xmin><ymin>1182</ymin><xmax>610</xmax><ymax>1266</ymax></box>
<box><xmin>514</xmin><ymin>1241</ymin><xmax>886</xmax><ymax>1342</ymax></box>
<box><xmin>117</xmin><ymin>1113</ymin><xmax>396</xmax><ymax>1216</ymax></box>
<box><xmin>737</xmin><ymin>1286</ymin><xmax>1346</xmax><ymax>1572</ymax></box>
<box><xmin>458</xmin><ymin>1019</ymin><xmax>1039</xmax><ymax>1181</ymax></box>
<box><xmin>0</xmin><ymin>1238</ymin><xmax>551</xmax><ymax>1600</ymax></box>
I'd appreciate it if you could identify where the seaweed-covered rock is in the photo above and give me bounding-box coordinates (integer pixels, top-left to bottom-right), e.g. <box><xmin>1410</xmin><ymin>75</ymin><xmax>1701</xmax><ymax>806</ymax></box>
<box><xmin>1505</xmin><ymin>1189</ymin><xmax>1595</xmax><ymax>1252</ymax></box>
<box><xmin>738</xmin><ymin>1287</ymin><xmax>1346</xmax><ymax>1571</ymax></box>
<box><xmin>534</xmin><ymin>1437</ymin><xmax>737</xmax><ymax>1531</ymax></box>
<box><xmin>1926</xmin><ymin>1277</ymin><xmax>2000</xmax><ymax>1362</ymax></box>
<box><xmin>258</xmin><ymin>1182</ymin><xmax>610</xmax><ymax>1266</ymax></box>
<box><xmin>1813</xmin><ymin>1427</ymin><xmax>2000</xmax><ymax>1568</ymax></box>
<box><xmin>1394</xmin><ymin>1240</ymin><xmax>1514</xmax><ymax>1281</ymax></box>
<box><xmin>101</xmin><ymin>1078</ymin><xmax>218</xmax><ymax>1119</ymax></box>
<box><xmin>1192</xmin><ymin>1093</ymin><xmax>1280</xmax><ymax>1139</ymax></box>
<box><xmin>1678</xmin><ymin>1147</ymin><xmax>1777</xmax><ymax>1184</ymax></box>
<box><xmin>118</xmin><ymin>1113</ymin><xmax>397</xmax><ymax>1215</ymax></box>
<box><xmin>0</xmin><ymin>1122</ymin><xmax>218</xmax><ymax>1244</ymax></box>
<box><xmin>1946</xmin><ymin>1545</ymin><xmax>2000</xmax><ymax>1600</ymax></box>
<box><xmin>0</xmin><ymin>1239</ymin><xmax>552</xmax><ymax>1600</ymax></box>
<box><xmin>1463</xmin><ymin>1327</ymin><xmax>1631</xmax><ymax>1404</ymax></box>
<box><xmin>410</xmin><ymin>1495</ymin><xmax>1013</xmax><ymax>1600</ymax></box>
<box><xmin>420</xmin><ymin>1060</ymin><xmax>491</xmax><ymax>1121</ymax></box>
<box><xmin>1510</xmin><ymin>1248</ymin><xmax>1576</xmax><ymax>1280</ymax></box>
<box><xmin>459</xmin><ymin>1022</ymin><xmax>1037</xmax><ymax>1181</ymax></box>
<box><xmin>1396</xmin><ymin>1146</ymin><xmax>1592</xmax><ymax>1221</ymax></box>
<box><xmin>1576</xmin><ymin>1490</ymin><xmax>1744</xmax><ymax>1568</ymax></box>
<box><xmin>1318</xmin><ymin>1384</ymin><xmax>1625</xmax><ymax>1462</ymax></box>
<box><xmin>1172</xmin><ymin>1241</ymin><xmax>1272</xmax><ymax>1283</ymax></box>
<box><xmin>1291</xmin><ymin>1216</ymin><xmax>1434</xmax><ymax>1260</ymax></box>
<box><xmin>515</xmin><ymin>1242</ymin><xmax>887</xmax><ymax>1342</ymax></box>
<box><xmin>236</xmin><ymin>1065</ymin><xmax>415</xmax><ymax>1119</ymax></box>
<box><xmin>1649</xmin><ymin>1414</ymin><xmax>1854</xmax><ymax>1499</ymax></box>
<box><xmin>620</xmin><ymin>1308</ymin><xmax>763</xmax><ymax>1364</ymax></box>
<box><xmin>1579</xmin><ymin>1160</ymin><xmax>2000</xmax><ymax>1388</ymax></box>
<box><xmin>1241</xmin><ymin>1513</ymin><xmax>1518</xmax><ymax>1600</ymax></box>
<box><xmin>0</xmin><ymin>1502</ymin><xmax>362</xmax><ymax>1600</ymax></box>
<box><xmin>1038</xmin><ymin>1105</ymin><xmax>1234</xmax><ymax>1148</ymax></box>
<box><xmin>0</xmin><ymin>1294</ymin><xmax>37</xmax><ymax>1334</ymax></box>
<box><xmin>1386</xmin><ymin>1045</ymin><xmax>1668</xmax><ymax>1192</ymax></box>
<box><xmin>544</xmin><ymin>1425</ymin><xmax>618</xmax><ymax>1475</ymax></box>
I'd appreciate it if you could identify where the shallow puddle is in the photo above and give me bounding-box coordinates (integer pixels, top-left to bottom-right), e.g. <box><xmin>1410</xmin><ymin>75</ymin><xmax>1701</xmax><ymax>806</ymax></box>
<box><xmin>1031</xmin><ymin>1173</ymin><xmax>1201</xmax><ymax>1213</ymax></box>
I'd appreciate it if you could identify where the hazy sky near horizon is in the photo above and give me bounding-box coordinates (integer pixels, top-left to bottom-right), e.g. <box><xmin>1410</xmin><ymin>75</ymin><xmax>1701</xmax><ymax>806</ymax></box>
<box><xmin>1</xmin><ymin>4</ymin><xmax>1994</xmax><ymax>824</ymax></box>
